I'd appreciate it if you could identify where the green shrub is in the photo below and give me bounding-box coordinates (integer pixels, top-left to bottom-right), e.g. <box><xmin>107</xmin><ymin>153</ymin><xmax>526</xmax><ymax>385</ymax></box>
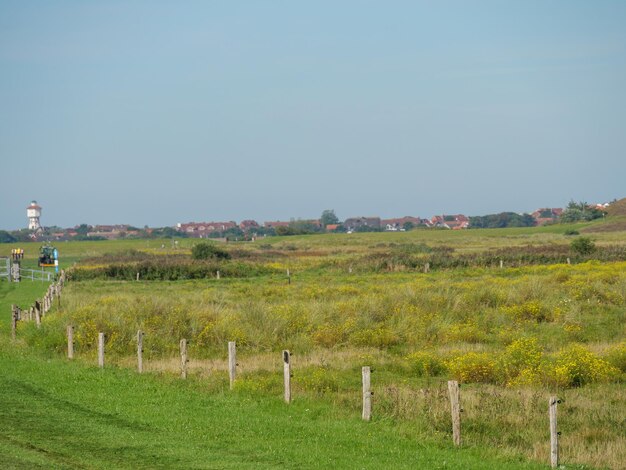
<box><xmin>71</xmin><ymin>259</ymin><xmax>274</xmax><ymax>281</ymax></box>
<box><xmin>191</xmin><ymin>242</ymin><xmax>230</xmax><ymax>260</ymax></box>
<box><xmin>570</xmin><ymin>236</ymin><xmax>595</xmax><ymax>255</ymax></box>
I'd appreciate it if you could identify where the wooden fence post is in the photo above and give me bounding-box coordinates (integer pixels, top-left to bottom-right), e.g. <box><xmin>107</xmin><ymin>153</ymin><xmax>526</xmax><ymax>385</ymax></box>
<box><xmin>180</xmin><ymin>339</ymin><xmax>188</xmax><ymax>379</ymax></box>
<box><xmin>137</xmin><ymin>330</ymin><xmax>144</xmax><ymax>373</ymax></box>
<box><xmin>500</xmin><ymin>259</ymin><xmax>504</xmax><ymax>269</ymax></box>
<box><xmin>67</xmin><ymin>325</ymin><xmax>74</xmax><ymax>359</ymax></box>
<box><xmin>362</xmin><ymin>366</ymin><xmax>372</xmax><ymax>421</ymax></box>
<box><xmin>98</xmin><ymin>332</ymin><xmax>105</xmax><ymax>368</ymax></box>
<box><xmin>228</xmin><ymin>341</ymin><xmax>236</xmax><ymax>389</ymax></box>
<box><xmin>287</xmin><ymin>269</ymin><xmax>291</xmax><ymax>285</ymax></box>
<box><xmin>35</xmin><ymin>301</ymin><xmax>41</xmax><ymax>327</ymax></box>
<box><xmin>283</xmin><ymin>350</ymin><xmax>291</xmax><ymax>404</ymax></box>
<box><xmin>424</xmin><ymin>263</ymin><xmax>430</xmax><ymax>273</ymax></box>
<box><xmin>216</xmin><ymin>270</ymin><xmax>220</xmax><ymax>280</ymax></box>
<box><xmin>11</xmin><ymin>305</ymin><xmax>17</xmax><ymax>341</ymax></box>
<box><xmin>549</xmin><ymin>396</ymin><xmax>559</xmax><ymax>468</ymax></box>
<box><xmin>447</xmin><ymin>380</ymin><xmax>461</xmax><ymax>446</ymax></box>
<box><xmin>136</xmin><ymin>272</ymin><xmax>140</xmax><ymax>281</ymax></box>
<box><xmin>566</xmin><ymin>257</ymin><xmax>571</xmax><ymax>265</ymax></box>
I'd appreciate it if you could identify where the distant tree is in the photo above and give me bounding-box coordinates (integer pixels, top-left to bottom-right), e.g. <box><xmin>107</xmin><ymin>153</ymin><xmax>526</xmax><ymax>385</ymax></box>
<box><xmin>252</xmin><ymin>226</ymin><xmax>275</xmax><ymax>237</ymax></box>
<box><xmin>209</xmin><ymin>227</ymin><xmax>244</xmax><ymax>239</ymax></box>
<box><xmin>12</xmin><ymin>230</ymin><xmax>35</xmax><ymax>242</ymax></box>
<box><xmin>73</xmin><ymin>235</ymin><xmax>106</xmax><ymax>241</ymax></box>
<box><xmin>320</xmin><ymin>210</ymin><xmax>339</xmax><ymax>227</ymax></box>
<box><xmin>469</xmin><ymin>212</ymin><xmax>535</xmax><ymax>229</ymax></box>
<box><xmin>191</xmin><ymin>242</ymin><xmax>230</xmax><ymax>260</ymax></box>
<box><xmin>354</xmin><ymin>225</ymin><xmax>382</xmax><ymax>233</ymax></box>
<box><xmin>275</xmin><ymin>226</ymin><xmax>299</xmax><ymax>236</ymax></box>
<box><xmin>403</xmin><ymin>221</ymin><xmax>415</xmax><ymax>231</ymax></box>
<box><xmin>570</xmin><ymin>236</ymin><xmax>595</xmax><ymax>255</ymax></box>
<box><xmin>561</xmin><ymin>200</ymin><xmax>605</xmax><ymax>223</ymax></box>
<box><xmin>0</xmin><ymin>230</ymin><xmax>17</xmax><ymax>243</ymax></box>
<box><xmin>290</xmin><ymin>220</ymin><xmax>321</xmax><ymax>234</ymax></box>
<box><xmin>158</xmin><ymin>227</ymin><xmax>183</xmax><ymax>238</ymax></box>
<box><xmin>76</xmin><ymin>224</ymin><xmax>90</xmax><ymax>235</ymax></box>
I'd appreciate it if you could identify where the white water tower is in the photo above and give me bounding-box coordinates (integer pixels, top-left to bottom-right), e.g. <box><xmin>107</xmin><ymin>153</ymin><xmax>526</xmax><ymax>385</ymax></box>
<box><xmin>27</xmin><ymin>200</ymin><xmax>42</xmax><ymax>231</ymax></box>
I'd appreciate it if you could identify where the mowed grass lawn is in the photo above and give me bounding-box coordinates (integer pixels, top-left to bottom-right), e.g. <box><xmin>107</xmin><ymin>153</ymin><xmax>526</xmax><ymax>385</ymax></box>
<box><xmin>0</xmin><ymin>283</ymin><xmax>543</xmax><ymax>469</ymax></box>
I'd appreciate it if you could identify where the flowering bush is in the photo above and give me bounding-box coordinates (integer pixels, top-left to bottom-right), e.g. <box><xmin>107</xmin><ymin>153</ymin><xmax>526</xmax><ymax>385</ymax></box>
<box><xmin>405</xmin><ymin>351</ymin><xmax>445</xmax><ymax>377</ymax></box>
<box><xmin>447</xmin><ymin>352</ymin><xmax>496</xmax><ymax>383</ymax></box>
<box><xmin>498</xmin><ymin>337</ymin><xmax>543</xmax><ymax>386</ymax></box>
<box><xmin>552</xmin><ymin>345</ymin><xmax>619</xmax><ymax>387</ymax></box>
<box><xmin>502</xmin><ymin>301</ymin><xmax>552</xmax><ymax>322</ymax></box>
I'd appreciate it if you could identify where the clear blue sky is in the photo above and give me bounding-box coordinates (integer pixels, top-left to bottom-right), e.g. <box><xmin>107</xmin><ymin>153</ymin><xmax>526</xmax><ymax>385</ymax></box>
<box><xmin>1</xmin><ymin>1</ymin><xmax>625</xmax><ymax>230</ymax></box>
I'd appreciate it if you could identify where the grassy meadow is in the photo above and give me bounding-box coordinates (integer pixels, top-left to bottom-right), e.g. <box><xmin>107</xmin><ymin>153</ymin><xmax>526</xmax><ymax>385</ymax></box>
<box><xmin>2</xmin><ymin>221</ymin><xmax>626</xmax><ymax>468</ymax></box>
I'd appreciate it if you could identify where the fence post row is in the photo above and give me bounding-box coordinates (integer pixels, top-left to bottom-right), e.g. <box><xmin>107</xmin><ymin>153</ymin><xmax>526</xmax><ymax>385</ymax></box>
<box><xmin>11</xmin><ymin>269</ymin><xmax>573</xmax><ymax>465</ymax></box>
<box><xmin>283</xmin><ymin>350</ymin><xmax>291</xmax><ymax>404</ymax></box>
<box><xmin>10</xmin><ymin>269</ymin><xmax>65</xmax><ymax>336</ymax></box>
<box><xmin>362</xmin><ymin>366</ymin><xmax>372</xmax><ymax>421</ymax></box>
<box><xmin>228</xmin><ymin>341</ymin><xmax>236</xmax><ymax>390</ymax></box>
<box><xmin>448</xmin><ymin>380</ymin><xmax>461</xmax><ymax>446</ymax></box>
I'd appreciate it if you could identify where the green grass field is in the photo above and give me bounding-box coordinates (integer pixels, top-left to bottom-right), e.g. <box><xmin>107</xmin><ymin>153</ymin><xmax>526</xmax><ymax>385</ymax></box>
<box><xmin>1</xmin><ymin>222</ymin><xmax>625</xmax><ymax>468</ymax></box>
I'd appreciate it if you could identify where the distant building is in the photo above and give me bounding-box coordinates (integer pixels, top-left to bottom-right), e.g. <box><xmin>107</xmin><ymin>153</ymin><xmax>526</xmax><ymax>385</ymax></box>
<box><xmin>531</xmin><ymin>208</ymin><xmax>563</xmax><ymax>226</ymax></box>
<box><xmin>430</xmin><ymin>215</ymin><xmax>469</xmax><ymax>230</ymax></box>
<box><xmin>27</xmin><ymin>200</ymin><xmax>42</xmax><ymax>231</ymax></box>
<box><xmin>176</xmin><ymin>221</ymin><xmax>237</xmax><ymax>238</ymax></box>
<box><xmin>239</xmin><ymin>220</ymin><xmax>260</xmax><ymax>231</ymax></box>
<box><xmin>92</xmin><ymin>224</ymin><xmax>130</xmax><ymax>233</ymax></box>
<box><xmin>381</xmin><ymin>216</ymin><xmax>425</xmax><ymax>231</ymax></box>
<box><xmin>264</xmin><ymin>221</ymin><xmax>291</xmax><ymax>229</ymax></box>
<box><xmin>343</xmin><ymin>217</ymin><xmax>381</xmax><ymax>231</ymax></box>
<box><xmin>85</xmin><ymin>224</ymin><xmax>133</xmax><ymax>239</ymax></box>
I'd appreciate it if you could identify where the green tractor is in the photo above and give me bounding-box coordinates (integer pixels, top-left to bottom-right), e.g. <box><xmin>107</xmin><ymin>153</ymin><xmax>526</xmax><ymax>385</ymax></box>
<box><xmin>38</xmin><ymin>244</ymin><xmax>58</xmax><ymax>268</ymax></box>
